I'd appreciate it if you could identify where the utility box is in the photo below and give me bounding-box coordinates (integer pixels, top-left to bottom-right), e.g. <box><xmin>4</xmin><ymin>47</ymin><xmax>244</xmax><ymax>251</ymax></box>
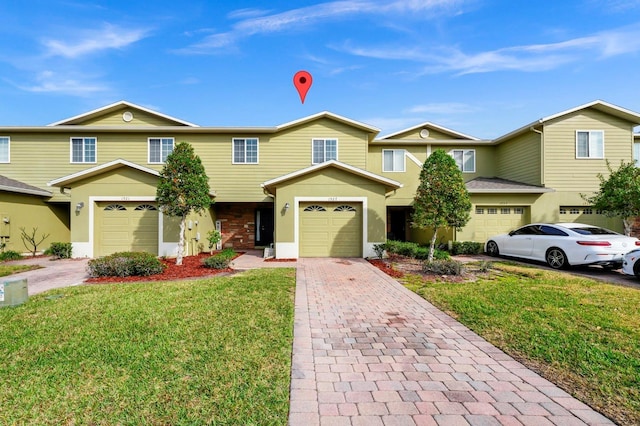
<box><xmin>0</xmin><ymin>278</ymin><xmax>28</xmax><ymax>308</ymax></box>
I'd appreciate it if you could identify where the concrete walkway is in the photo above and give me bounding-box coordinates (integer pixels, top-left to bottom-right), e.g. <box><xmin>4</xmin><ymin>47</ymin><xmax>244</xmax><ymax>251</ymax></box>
<box><xmin>289</xmin><ymin>258</ymin><xmax>613</xmax><ymax>426</ymax></box>
<box><xmin>4</xmin><ymin>256</ymin><xmax>89</xmax><ymax>295</ymax></box>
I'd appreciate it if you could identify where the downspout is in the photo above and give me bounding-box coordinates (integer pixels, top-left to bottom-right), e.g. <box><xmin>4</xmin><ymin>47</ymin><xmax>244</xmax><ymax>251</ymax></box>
<box><xmin>530</xmin><ymin>122</ymin><xmax>544</xmax><ymax>186</ymax></box>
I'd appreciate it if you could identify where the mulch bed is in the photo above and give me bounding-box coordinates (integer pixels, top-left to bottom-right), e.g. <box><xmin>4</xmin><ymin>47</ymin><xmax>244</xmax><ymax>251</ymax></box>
<box><xmin>85</xmin><ymin>253</ymin><xmax>236</xmax><ymax>284</ymax></box>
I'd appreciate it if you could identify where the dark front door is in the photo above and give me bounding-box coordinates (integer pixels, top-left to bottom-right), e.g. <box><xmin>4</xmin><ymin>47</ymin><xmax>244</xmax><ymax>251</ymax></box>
<box><xmin>389</xmin><ymin>209</ymin><xmax>407</xmax><ymax>241</ymax></box>
<box><xmin>255</xmin><ymin>208</ymin><xmax>274</xmax><ymax>246</ymax></box>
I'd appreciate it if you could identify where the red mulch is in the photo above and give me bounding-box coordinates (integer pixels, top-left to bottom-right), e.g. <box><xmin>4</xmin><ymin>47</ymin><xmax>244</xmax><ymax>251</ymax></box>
<box><xmin>368</xmin><ymin>259</ymin><xmax>404</xmax><ymax>278</ymax></box>
<box><xmin>85</xmin><ymin>253</ymin><xmax>238</xmax><ymax>284</ymax></box>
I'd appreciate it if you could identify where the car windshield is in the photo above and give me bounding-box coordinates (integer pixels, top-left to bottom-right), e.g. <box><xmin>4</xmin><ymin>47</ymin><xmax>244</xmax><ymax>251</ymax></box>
<box><xmin>570</xmin><ymin>226</ymin><xmax>616</xmax><ymax>235</ymax></box>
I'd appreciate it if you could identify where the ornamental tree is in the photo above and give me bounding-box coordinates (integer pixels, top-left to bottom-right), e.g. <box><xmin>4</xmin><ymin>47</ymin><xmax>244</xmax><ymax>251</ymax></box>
<box><xmin>582</xmin><ymin>160</ymin><xmax>640</xmax><ymax>236</ymax></box>
<box><xmin>156</xmin><ymin>142</ymin><xmax>211</xmax><ymax>265</ymax></box>
<box><xmin>411</xmin><ymin>149</ymin><xmax>471</xmax><ymax>262</ymax></box>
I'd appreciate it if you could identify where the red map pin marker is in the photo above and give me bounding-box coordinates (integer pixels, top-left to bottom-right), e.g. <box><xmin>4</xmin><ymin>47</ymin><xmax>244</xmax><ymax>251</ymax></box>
<box><xmin>293</xmin><ymin>71</ymin><xmax>313</xmax><ymax>104</ymax></box>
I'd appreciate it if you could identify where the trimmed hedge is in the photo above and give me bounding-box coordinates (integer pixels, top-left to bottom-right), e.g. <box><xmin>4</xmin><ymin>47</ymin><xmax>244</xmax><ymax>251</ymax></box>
<box><xmin>378</xmin><ymin>240</ymin><xmax>450</xmax><ymax>261</ymax></box>
<box><xmin>450</xmin><ymin>241</ymin><xmax>483</xmax><ymax>255</ymax></box>
<box><xmin>0</xmin><ymin>250</ymin><xmax>23</xmax><ymax>262</ymax></box>
<box><xmin>45</xmin><ymin>242</ymin><xmax>73</xmax><ymax>259</ymax></box>
<box><xmin>423</xmin><ymin>259</ymin><xmax>465</xmax><ymax>275</ymax></box>
<box><xmin>87</xmin><ymin>252</ymin><xmax>165</xmax><ymax>277</ymax></box>
<box><xmin>202</xmin><ymin>248</ymin><xmax>236</xmax><ymax>269</ymax></box>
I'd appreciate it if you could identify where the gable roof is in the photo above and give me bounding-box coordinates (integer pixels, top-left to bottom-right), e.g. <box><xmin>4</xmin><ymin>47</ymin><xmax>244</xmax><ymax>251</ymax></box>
<box><xmin>48</xmin><ymin>100</ymin><xmax>199</xmax><ymax>127</ymax></box>
<box><xmin>0</xmin><ymin>175</ymin><xmax>52</xmax><ymax>197</ymax></box>
<box><xmin>47</xmin><ymin>159</ymin><xmax>160</xmax><ymax>187</ymax></box>
<box><xmin>261</xmin><ymin>160</ymin><xmax>402</xmax><ymax>194</ymax></box>
<box><xmin>379</xmin><ymin>121</ymin><xmax>480</xmax><ymax>141</ymax></box>
<box><xmin>494</xmin><ymin>100</ymin><xmax>640</xmax><ymax>144</ymax></box>
<box><xmin>276</xmin><ymin>111</ymin><xmax>380</xmax><ymax>141</ymax></box>
<box><xmin>466</xmin><ymin>177</ymin><xmax>554</xmax><ymax>193</ymax></box>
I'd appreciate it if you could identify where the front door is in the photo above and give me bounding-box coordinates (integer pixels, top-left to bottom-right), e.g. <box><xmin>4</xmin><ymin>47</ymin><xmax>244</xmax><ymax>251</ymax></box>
<box><xmin>255</xmin><ymin>208</ymin><xmax>274</xmax><ymax>246</ymax></box>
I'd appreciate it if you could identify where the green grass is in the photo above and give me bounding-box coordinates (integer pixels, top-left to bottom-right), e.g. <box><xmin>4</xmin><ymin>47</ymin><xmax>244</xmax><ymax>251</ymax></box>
<box><xmin>403</xmin><ymin>263</ymin><xmax>640</xmax><ymax>425</ymax></box>
<box><xmin>0</xmin><ymin>264</ymin><xmax>38</xmax><ymax>277</ymax></box>
<box><xmin>0</xmin><ymin>268</ymin><xmax>295</xmax><ymax>425</ymax></box>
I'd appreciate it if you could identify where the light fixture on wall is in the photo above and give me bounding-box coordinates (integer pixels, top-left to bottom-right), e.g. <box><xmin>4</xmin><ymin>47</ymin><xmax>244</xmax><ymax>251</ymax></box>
<box><xmin>284</xmin><ymin>202</ymin><xmax>290</xmax><ymax>210</ymax></box>
<box><xmin>75</xmin><ymin>202</ymin><xmax>84</xmax><ymax>213</ymax></box>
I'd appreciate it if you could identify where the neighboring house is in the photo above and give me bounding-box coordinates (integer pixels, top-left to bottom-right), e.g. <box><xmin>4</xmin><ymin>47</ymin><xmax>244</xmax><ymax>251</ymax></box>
<box><xmin>0</xmin><ymin>100</ymin><xmax>638</xmax><ymax>259</ymax></box>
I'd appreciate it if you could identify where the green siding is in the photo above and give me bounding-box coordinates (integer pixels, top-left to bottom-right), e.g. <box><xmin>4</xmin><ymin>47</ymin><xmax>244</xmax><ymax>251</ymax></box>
<box><xmin>543</xmin><ymin>109</ymin><xmax>634</xmax><ymax>191</ymax></box>
<box><xmin>496</xmin><ymin>131</ymin><xmax>541</xmax><ymax>185</ymax></box>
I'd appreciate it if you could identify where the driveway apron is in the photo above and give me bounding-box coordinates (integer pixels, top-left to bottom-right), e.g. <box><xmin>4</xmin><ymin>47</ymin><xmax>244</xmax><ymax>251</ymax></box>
<box><xmin>289</xmin><ymin>258</ymin><xmax>613</xmax><ymax>426</ymax></box>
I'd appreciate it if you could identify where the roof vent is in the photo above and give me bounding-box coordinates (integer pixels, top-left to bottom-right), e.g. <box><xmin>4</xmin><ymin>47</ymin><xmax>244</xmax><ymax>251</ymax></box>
<box><xmin>419</xmin><ymin>128</ymin><xmax>430</xmax><ymax>139</ymax></box>
<box><xmin>122</xmin><ymin>111</ymin><xmax>134</xmax><ymax>122</ymax></box>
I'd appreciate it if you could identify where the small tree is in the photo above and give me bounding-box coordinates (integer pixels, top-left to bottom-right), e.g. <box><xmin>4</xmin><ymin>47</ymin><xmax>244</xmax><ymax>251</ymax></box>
<box><xmin>582</xmin><ymin>160</ymin><xmax>640</xmax><ymax>236</ymax></box>
<box><xmin>20</xmin><ymin>227</ymin><xmax>50</xmax><ymax>257</ymax></box>
<box><xmin>156</xmin><ymin>142</ymin><xmax>211</xmax><ymax>265</ymax></box>
<box><xmin>412</xmin><ymin>149</ymin><xmax>471</xmax><ymax>262</ymax></box>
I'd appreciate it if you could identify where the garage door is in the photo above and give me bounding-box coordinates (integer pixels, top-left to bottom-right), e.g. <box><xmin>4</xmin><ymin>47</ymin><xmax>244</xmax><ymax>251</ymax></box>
<box><xmin>559</xmin><ymin>206</ymin><xmax>620</xmax><ymax>229</ymax></box>
<box><xmin>472</xmin><ymin>206</ymin><xmax>527</xmax><ymax>242</ymax></box>
<box><xmin>95</xmin><ymin>202</ymin><xmax>159</xmax><ymax>257</ymax></box>
<box><xmin>299</xmin><ymin>202</ymin><xmax>362</xmax><ymax>257</ymax></box>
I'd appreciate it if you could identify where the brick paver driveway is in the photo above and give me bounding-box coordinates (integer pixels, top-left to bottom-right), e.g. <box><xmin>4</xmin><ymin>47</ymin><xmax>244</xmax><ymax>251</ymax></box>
<box><xmin>289</xmin><ymin>258</ymin><xmax>613</xmax><ymax>426</ymax></box>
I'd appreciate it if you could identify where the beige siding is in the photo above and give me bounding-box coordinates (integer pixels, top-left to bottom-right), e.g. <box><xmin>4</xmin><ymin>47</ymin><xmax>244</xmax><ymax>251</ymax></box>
<box><xmin>81</xmin><ymin>107</ymin><xmax>190</xmax><ymax>126</ymax></box>
<box><xmin>386</xmin><ymin>127</ymin><xmax>461</xmax><ymax>140</ymax></box>
<box><xmin>496</xmin><ymin>131</ymin><xmax>541</xmax><ymax>186</ymax></box>
<box><xmin>543</xmin><ymin>109</ymin><xmax>634</xmax><ymax>190</ymax></box>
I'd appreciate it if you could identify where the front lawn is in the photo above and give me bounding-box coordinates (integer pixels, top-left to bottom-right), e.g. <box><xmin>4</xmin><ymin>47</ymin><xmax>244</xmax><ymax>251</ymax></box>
<box><xmin>0</xmin><ymin>268</ymin><xmax>295</xmax><ymax>425</ymax></box>
<box><xmin>0</xmin><ymin>264</ymin><xmax>38</xmax><ymax>277</ymax></box>
<box><xmin>403</xmin><ymin>262</ymin><xmax>640</xmax><ymax>425</ymax></box>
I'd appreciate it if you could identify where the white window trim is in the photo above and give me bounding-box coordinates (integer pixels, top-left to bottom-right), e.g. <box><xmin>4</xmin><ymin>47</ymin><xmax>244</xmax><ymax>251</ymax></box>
<box><xmin>69</xmin><ymin>137</ymin><xmax>97</xmax><ymax>164</ymax></box>
<box><xmin>148</xmin><ymin>137</ymin><xmax>175</xmax><ymax>164</ymax></box>
<box><xmin>0</xmin><ymin>136</ymin><xmax>9</xmax><ymax>163</ymax></box>
<box><xmin>575</xmin><ymin>130</ymin><xmax>604</xmax><ymax>159</ymax></box>
<box><xmin>232</xmin><ymin>137</ymin><xmax>260</xmax><ymax>164</ymax></box>
<box><xmin>311</xmin><ymin>138</ymin><xmax>339</xmax><ymax>164</ymax></box>
<box><xmin>450</xmin><ymin>149</ymin><xmax>476</xmax><ymax>173</ymax></box>
<box><xmin>633</xmin><ymin>142</ymin><xmax>640</xmax><ymax>168</ymax></box>
<box><xmin>382</xmin><ymin>149</ymin><xmax>406</xmax><ymax>172</ymax></box>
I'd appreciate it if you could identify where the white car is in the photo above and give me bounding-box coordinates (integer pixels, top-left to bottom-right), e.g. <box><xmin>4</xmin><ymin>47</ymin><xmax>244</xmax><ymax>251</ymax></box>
<box><xmin>485</xmin><ymin>223</ymin><xmax>640</xmax><ymax>269</ymax></box>
<box><xmin>622</xmin><ymin>249</ymin><xmax>640</xmax><ymax>278</ymax></box>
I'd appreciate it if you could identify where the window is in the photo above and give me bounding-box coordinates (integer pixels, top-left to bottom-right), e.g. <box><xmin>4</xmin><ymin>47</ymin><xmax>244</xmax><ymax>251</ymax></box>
<box><xmin>475</xmin><ymin>208</ymin><xmax>484</xmax><ymax>214</ymax></box>
<box><xmin>233</xmin><ymin>138</ymin><xmax>258</xmax><ymax>164</ymax></box>
<box><xmin>570</xmin><ymin>208</ymin><xmax>580</xmax><ymax>214</ymax></box>
<box><xmin>334</xmin><ymin>205</ymin><xmax>356</xmax><ymax>212</ymax></box>
<box><xmin>0</xmin><ymin>137</ymin><xmax>8</xmax><ymax>163</ymax></box>
<box><xmin>576</xmin><ymin>130</ymin><xmax>604</xmax><ymax>159</ymax></box>
<box><xmin>583</xmin><ymin>208</ymin><xmax>592</xmax><ymax>214</ymax></box>
<box><xmin>382</xmin><ymin>149</ymin><xmax>405</xmax><ymax>172</ymax></box>
<box><xmin>70</xmin><ymin>137</ymin><xmax>96</xmax><ymax>163</ymax></box>
<box><xmin>559</xmin><ymin>207</ymin><xmax>567</xmax><ymax>215</ymax></box>
<box><xmin>634</xmin><ymin>142</ymin><xmax>640</xmax><ymax>167</ymax></box>
<box><xmin>312</xmin><ymin>139</ymin><xmax>337</xmax><ymax>164</ymax></box>
<box><xmin>148</xmin><ymin>137</ymin><xmax>174</xmax><ymax>163</ymax></box>
<box><xmin>303</xmin><ymin>205</ymin><xmax>326</xmax><ymax>212</ymax></box>
<box><xmin>104</xmin><ymin>204</ymin><xmax>126</xmax><ymax>211</ymax></box>
<box><xmin>514</xmin><ymin>207</ymin><xmax>524</xmax><ymax>214</ymax></box>
<box><xmin>451</xmin><ymin>149</ymin><xmax>475</xmax><ymax>172</ymax></box>
<box><xmin>500</xmin><ymin>208</ymin><xmax>511</xmax><ymax>214</ymax></box>
<box><xmin>487</xmin><ymin>208</ymin><xmax>497</xmax><ymax>214</ymax></box>
<box><xmin>540</xmin><ymin>225</ymin><xmax>568</xmax><ymax>236</ymax></box>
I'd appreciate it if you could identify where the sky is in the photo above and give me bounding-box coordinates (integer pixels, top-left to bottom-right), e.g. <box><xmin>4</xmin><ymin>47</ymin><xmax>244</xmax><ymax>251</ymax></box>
<box><xmin>1</xmin><ymin>0</ymin><xmax>640</xmax><ymax>139</ymax></box>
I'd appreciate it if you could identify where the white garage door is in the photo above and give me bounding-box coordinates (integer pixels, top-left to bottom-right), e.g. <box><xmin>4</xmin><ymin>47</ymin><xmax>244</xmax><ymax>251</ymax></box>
<box><xmin>95</xmin><ymin>202</ymin><xmax>159</xmax><ymax>257</ymax></box>
<box><xmin>299</xmin><ymin>202</ymin><xmax>362</xmax><ymax>257</ymax></box>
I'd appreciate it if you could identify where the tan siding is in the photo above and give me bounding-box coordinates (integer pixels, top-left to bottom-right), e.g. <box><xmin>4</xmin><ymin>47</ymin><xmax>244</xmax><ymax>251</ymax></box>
<box><xmin>496</xmin><ymin>131</ymin><xmax>541</xmax><ymax>185</ymax></box>
<box><xmin>387</xmin><ymin>127</ymin><xmax>459</xmax><ymax>140</ymax></box>
<box><xmin>81</xmin><ymin>108</ymin><xmax>190</xmax><ymax>126</ymax></box>
<box><xmin>543</xmin><ymin>109</ymin><xmax>634</xmax><ymax>191</ymax></box>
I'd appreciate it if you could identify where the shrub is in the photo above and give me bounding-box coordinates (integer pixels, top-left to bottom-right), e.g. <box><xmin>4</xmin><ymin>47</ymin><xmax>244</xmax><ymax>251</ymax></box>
<box><xmin>476</xmin><ymin>260</ymin><xmax>493</xmax><ymax>273</ymax></box>
<box><xmin>384</xmin><ymin>240</ymin><xmax>450</xmax><ymax>261</ymax></box>
<box><xmin>202</xmin><ymin>249</ymin><xmax>236</xmax><ymax>269</ymax></box>
<box><xmin>372</xmin><ymin>243</ymin><xmax>386</xmax><ymax>259</ymax></box>
<box><xmin>423</xmin><ymin>259</ymin><xmax>465</xmax><ymax>275</ymax></box>
<box><xmin>87</xmin><ymin>252</ymin><xmax>165</xmax><ymax>277</ymax></box>
<box><xmin>45</xmin><ymin>242</ymin><xmax>73</xmax><ymax>259</ymax></box>
<box><xmin>451</xmin><ymin>241</ymin><xmax>483</xmax><ymax>255</ymax></box>
<box><xmin>0</xmin><ymin>250</ymin><xmax>23</xmax><ymax>262</ymax></box>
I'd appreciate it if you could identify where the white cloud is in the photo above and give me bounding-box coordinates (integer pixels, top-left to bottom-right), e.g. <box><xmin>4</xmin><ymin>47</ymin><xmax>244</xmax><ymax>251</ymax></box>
<box><xmin>336</xmin><ymin>23</ymin><xmax>640</xmax><ymax>75</ymax></box>
<box><xmin>43</xmin><ymin>24</ymin><xmax>149</xmax><ymax>58</ymax></box>
<box><xmin>405</xmin><ymin>102</ymin><xmax>477</xmax><ymax>114</ymax></box>
<box><xmin>179</xmin><ymin>0</ymin><xmax>468</xmax><ymax>53</ymax></box>
<box><xmin>20</xmin><ymin>71</ymin><xmax>109</xmax><ymax>96</ymax></box>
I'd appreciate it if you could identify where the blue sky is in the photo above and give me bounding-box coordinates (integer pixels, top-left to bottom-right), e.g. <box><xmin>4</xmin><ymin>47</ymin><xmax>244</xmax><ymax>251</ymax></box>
<box><xmin>1</xmin><ymin>0</ymin><xmax>639</xmax><ymax>138</ymax></box>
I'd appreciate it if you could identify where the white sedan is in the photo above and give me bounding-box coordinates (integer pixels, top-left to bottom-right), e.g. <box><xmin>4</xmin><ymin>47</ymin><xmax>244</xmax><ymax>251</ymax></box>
<box><xmin>485</xmin><ymin>223</ymin><xmax>640</xmax><ymax>269</ymax></box>
<box><xmin>622</xmin><ymin>249</ymin><xmax>640</xmax><ymax>278</ymax></box>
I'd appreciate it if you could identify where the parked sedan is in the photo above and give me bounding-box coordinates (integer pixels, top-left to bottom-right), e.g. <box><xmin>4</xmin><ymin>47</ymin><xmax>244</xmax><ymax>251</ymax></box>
<box><xmin>622</xmin><ymin>249</ymin><xmax>640</xmax><ymax>278</ymax></box>
<box><xmin>485</xmin><ymin>223</ymin><xmax>640</xmax><ymax>269</ymax></box>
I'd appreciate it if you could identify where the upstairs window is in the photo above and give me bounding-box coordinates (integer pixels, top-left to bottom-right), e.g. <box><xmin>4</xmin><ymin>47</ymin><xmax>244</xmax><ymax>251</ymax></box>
<box><xmin>634</xmin><ymin>142</ymin><xmax>640</xmax><ymax>167</ymax></box>
<box><xmin>383</xmin><ymin>149</ymin><xmax>405</xmax><ymax>172</ymax></box>
<box><xmin>233</xmin><ymin>138</ymin><xmax>259</xmax><ymax>164</ymax></box>
<box><xmin>0</xmin><ymin>137</ymin><xmax>8</xmax><ymax>163</ymax></box>
<box><xmin>451</xmin><ymin>149</ymin><xmax>475</xmax><ymax>172</ymax></box>
<box><xmin>576</xmin><ymin>130</ymin><xmax>604</xmax><ymax>159</ymax></box>
<box><xmin>71</xmin><ymin>137</ymin><xmax>96</xmax><ymax>163</ymax></box>
<box><xmin>312</xmin><ymin>138</ymin><xmax>337</xmax><ymax>164</ymax></box>
<box><xmin>149</xmin><ymin>137</ymin><xmax>174</xmax><ymax>163</ymax></box>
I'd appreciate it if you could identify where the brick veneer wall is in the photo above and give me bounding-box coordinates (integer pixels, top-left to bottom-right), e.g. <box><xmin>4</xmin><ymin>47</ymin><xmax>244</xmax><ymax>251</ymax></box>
<box><xmin>215</xmin><ymin>202</ymin><xmax>270</xmax><ymax>250</ymax></box>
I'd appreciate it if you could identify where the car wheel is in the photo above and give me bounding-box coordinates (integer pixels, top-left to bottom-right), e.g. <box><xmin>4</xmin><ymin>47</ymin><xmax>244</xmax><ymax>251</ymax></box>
<box><xmin>486</xmin><ymin>240</ymin><xmax>500</xmax><ymax>257</ymax></box>
<box><xmin>546</xmin><ymin>247</ymin><xmax>568</xmax><ymax>269</ymax></box>
<box><xmin>634</xmin><ymin>260</ymin><xmax>640</xmax><ymax>278</ymax></box>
